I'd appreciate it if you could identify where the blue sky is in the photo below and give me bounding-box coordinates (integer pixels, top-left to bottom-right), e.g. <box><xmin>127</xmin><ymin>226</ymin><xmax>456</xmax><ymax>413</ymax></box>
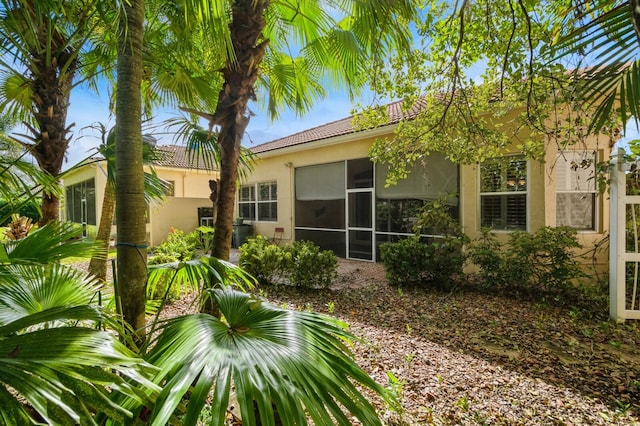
<box><xmin>64</xmin><ymin>72</ymin><xmax>640</xmax><ymax>170</ymax></box>
<box><xmin>64</xmin><ymin>84</ymin><xmax>358</xmax><ymax>170</ymax></box>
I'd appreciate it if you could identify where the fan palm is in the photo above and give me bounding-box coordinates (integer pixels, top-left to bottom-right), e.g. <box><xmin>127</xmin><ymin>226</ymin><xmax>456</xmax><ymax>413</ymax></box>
<box><xmin>62</xmin><ymin>123</ymin><xmax>171</xmax><ymax>283</ymax></box>
<box><xmin>171</xmin><ymin>0</ymin><xmax>418</xmax><ymax>261</ymax></box>
<box><xmin>0</xmin><ymin>221</ymin><xmax>159</xmax><ymax>425</ymax></box>
<box><xmin>0</xmin><ymin>0</ymin><xmax>116</xmax><ymax>224</ymax></box>
<box><xmin>553</xmin><ymin>0</ymin><xmax>640</xmax><ymax>133</ymax></box>
<box><xmin>140</xmin><ymin>287</ymin><xmax>390</xmax><ymax>426</ymax></box>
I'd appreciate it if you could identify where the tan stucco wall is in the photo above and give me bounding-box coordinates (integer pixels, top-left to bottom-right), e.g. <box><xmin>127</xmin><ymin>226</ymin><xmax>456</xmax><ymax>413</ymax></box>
<box><xmin>149</xmin><ymin>197</ymin><xmax>214</xmax><ymax>246</ymax></box>
<box><xmin>245</xmin><ymin>124</ymin><xmax>612</xmax><ymax>273</ymax></box>
<box><xmin>155</xmin><ymin>168</ymin><xmax>216</xmax><ymax>198</ymax></box>
<box><xmin>62</xmin><ymin>162</ymin><xmax>218</xmax><ymax>246</ymax></box>
<box><xmin>60</xmin><ymin>161</ymin><xmax>108</xmax><ymax>224</ymax></box>
<box><xmin>241</xmin><ymin>135</ymin><xmax>375</xmax><ymax>243</ymax></box>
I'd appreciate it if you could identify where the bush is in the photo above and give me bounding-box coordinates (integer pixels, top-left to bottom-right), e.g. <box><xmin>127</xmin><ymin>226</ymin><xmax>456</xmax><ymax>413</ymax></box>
<box><xmin>239</xmin><ymin>237</ymin><xmax>337</xmax><ymax>288</ymax></box>
<box><xmin>284</xmin><ymin>240</ymin><xmax>338</xmax><ymax>289</ymax></box>
<box><xmin>238</xmin><ymin>235</ymin><xmax>286</xmax><ymax>285</ymax></box>
<box><xmin>380</xmin><ymin>198</ymin><xmax>467</xmax><ymax>289</ymax></box>
<box><xmin>379</xmin><ymin>236</ymin><xmax>428</xmax><ymax>287</ymax></box>
<box><xmin>467</xmin><ymin>228</ymin><xmax>510</xmax><ymax>288</ymax></box>
<box><xmin>379</xmin><ymin>235</ymin><xmax>465</xmax><ymax>289</ymax></box>
<box><xmin>468</xmin><ymin>226</ymin><xmax>585</xmax><ymax>292</ymax></box>
<box><xmin>195</xmin><ymin>225</ymin><xmax>215</xmax><ymax>253</ymax></box>
<box><xmin>151</xmin><ymin>227</ymin><xmax>198</xmax><ymax>261</ymax></box>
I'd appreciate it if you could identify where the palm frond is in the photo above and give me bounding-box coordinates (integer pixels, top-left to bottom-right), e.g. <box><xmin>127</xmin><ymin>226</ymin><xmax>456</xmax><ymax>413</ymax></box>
<box><xmin>3</xmin><ymin>221</ymin><xmax>102</xmax><ymax>265</ymax></box>
<box><xmin>0</xmin><ymin>263</ymin><xmax>100</xmax><ymax>327</ymax></box>
<box><xmin>147</xmin><ymin>256</ymin><xmax>256</xmax><ymax>300</ymax></box>
<box><xmin>0</xmin><ymin>327</ymin><xmax>158</xmax><ymax>425</ymax></box>
<box><xmin>142</xmin><ymin>288</ymin><xmax>388</xmax><ymax>426</ymax></box>
<box><xmin>552</xmin><ymin>0</ymin><xmax>640</xmax><ymax>133</ymax></box>
<box><xmin>0</xmin><ymin>256</ymin><xmax>159</xmax><ymax>424</ymax></box>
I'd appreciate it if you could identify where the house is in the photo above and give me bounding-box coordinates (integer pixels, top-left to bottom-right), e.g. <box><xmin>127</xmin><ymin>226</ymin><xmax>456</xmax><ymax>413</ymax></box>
<box><xmin>61</xmin><ymin>145</ymin><xmax>218</xmax><ymax>246</ymax></box>
<box><xmin>239</xmin><ymin>99</ymin><xmax>611</xmax><ymax>270</ymax></box>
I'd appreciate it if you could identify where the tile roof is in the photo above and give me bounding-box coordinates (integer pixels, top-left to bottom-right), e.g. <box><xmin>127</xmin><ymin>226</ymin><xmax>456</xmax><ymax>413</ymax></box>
<box><xmin>250</xmin><ymin>98</ymin><xmax>426</xmax><ymax>154</ymax></box>
<box><xmin>85</xmin><ymin>144</ymin><xmax>217</xmax><ymax>171</ymax></box>
<box><xmin>154</xmin><ymin>145</ymin><xmax>218</xmax><ymax>171</ymax></box>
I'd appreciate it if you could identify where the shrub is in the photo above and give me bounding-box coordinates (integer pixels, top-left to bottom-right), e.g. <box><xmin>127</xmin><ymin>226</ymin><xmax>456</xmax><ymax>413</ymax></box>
<box><xmin>511</xmin><ymin>226</ymin><xmax>584</xmax><ymax>291</ymax></box>
<box><xmin>284</xmin><ymin>240</ymin><xmax>338</xmax><ymax>289</ymax></box>
<box><xmin>239</xmin><ymin>237</ymin><xmax>337</xmax><ymax>288</ymax></box>
<box><xmin>195</xmin><ymin>225</ymin><xmax>215</xmax><ymax>253</ymax></box>
<box><xmin>151</xmin><ymin>227</ymin><xmax>198</xmax><ymax>261</ymax></box>
<box><xmin>239</xmin><ymin>235</ymin><xmax>286</xmax><ymax>285</ymax></box>
<box><xmin>468</xmin><ymin>226</ymin><xmax>585</xmax><ymax>292</ymax></box>
<box><xmin>467</xmin><ymin>228</ymin><xmax>509</xmax><ymax>288</ymax></box>
<box><xmin>379</xmin><ymin>236</ymin><xmax>428</xmax><ymax>287</ymax></box>
<box><xmin>379</xmin><ymin>235</ymin><xmax>465</xmax><ymax>289</ymax></box>
<box><xmin>380</xmin><ymin>198</ymin><xmax>467</xmax><ymax>289</ymax></box>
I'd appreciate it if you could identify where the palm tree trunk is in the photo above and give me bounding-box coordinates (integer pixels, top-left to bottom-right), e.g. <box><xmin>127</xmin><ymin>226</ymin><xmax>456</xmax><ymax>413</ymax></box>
<box><xmin>29</xmin><ymin>54</ymin><xmax>75</xmax><ymax>226</ymax></box>
<box><xmin>115</xmin><ymin>0</ymin><xmax>147</xmax><ymax>344</ymax></box>
<box><xmin>88</xmin><ymin>182</ymin><xmax>115</xmax><ymax>282</ymax></box>
<box><xmin>211</xmin><ymin>0</ymin><xmax>269</xmax><ymax>261</ymax></box>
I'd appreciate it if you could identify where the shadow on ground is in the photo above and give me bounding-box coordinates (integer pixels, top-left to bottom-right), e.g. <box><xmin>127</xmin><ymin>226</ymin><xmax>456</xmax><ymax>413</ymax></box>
<box><xmin>261</xmin><ymin>257</ymin><xmax>640</xmax><ymax>425</ymax></box>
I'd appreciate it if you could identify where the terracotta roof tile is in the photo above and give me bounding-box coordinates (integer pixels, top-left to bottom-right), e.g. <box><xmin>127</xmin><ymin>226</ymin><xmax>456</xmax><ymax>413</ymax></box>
<box><xmin>154</xmin><ymin>145</ymin><xmax>218</xmax><ymax>171</ymax></box>
<box><xmin>250</xmin><ymin>98</ymin><xmax>426</xmax><ymax>154</ymax></box>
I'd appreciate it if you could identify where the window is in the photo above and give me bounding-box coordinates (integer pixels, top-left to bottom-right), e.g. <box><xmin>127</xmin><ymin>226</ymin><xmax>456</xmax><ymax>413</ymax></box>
<box><xmin>555</xmin><ymin>151</ymin><xmax>597</xmax><ymax>230</ymax></box>
<box><xmin>65</xmin><ymin>179</ymin><xmax>96</xmax><ymax>226</ymax></box>
<box><xmin>238</xmin><ymin>181</ymin><xmax>277</xmax><ymax>221</ymax></box>
<box><xmin>480</xmin><ymin>156</ymin><xmax>527</xmax><ymax>230</ymax></box>
<box><xmin>258</xmin><ymin>181</ymin><xmax>277</xmax><ymax>221</ymax></box>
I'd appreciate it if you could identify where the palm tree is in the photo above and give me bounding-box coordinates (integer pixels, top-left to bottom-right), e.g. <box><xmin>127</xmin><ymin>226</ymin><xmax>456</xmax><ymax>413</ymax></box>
<box><xmin>114</xmin><ymin>0</ymin><xmax>147</xmax><ymax>344</ymax></box>
<box><xmin>0</xmin><ymin>0</ymin><xmax>114</xmax><ymax>224</ymax></box>
<box><xmin>0</xmin><ymin>116</ymin><xmax>58</xmax><ymax>224</ymax></box>
<box><xmin>63</xmin><ymin>124</ymin><xmax>170</xmax><ymax>283</ymax></box>
<box><xmin>178</xmin><ymin>0</ymin><xmax>417</xmax><ymax>262</ymax></box>
<box><xmin>142</xmin><ymin>287</ymin><xmax>391</xmax><ymax>426</ymax></box>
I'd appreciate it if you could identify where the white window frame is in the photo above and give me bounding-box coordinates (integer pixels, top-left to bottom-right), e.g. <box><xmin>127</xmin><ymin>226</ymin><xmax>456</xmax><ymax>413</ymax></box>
<box><xmin>555</xmin><ymin>150</ymin><xmax>598</xmax><ymax>231</ymax></box>
<box><xmin>238</xmin><ymin>181</ymin><xmax>277</xmax><ymax>222</ymax></box>
<box><xmin>479</xmin><ymin>155</ymin><xmax>528</xmax><ymax>231</ymax></box>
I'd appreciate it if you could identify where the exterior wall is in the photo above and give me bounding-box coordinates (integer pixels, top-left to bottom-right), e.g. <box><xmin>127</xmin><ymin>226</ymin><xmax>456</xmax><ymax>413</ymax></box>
<box><xmin>154</xmin><ymin>167</ymin><xmax>215</xmax><ymax>198</ymax></box>
<box><xmin>62</xmin><ymin>162</ymin><xmax>218</xmax><ymax>246</ymax></box>
<box><xmin>149</xmin><ymin>197</ymin><xmax>214</xmax><ymax>246</ymax></box>
<box><xmin>245</xmin><ymin>125</ymin><xmax>612</xmax><ymax>273</ymax></box>
<box><xmin>60</xmin><ymin>161</ymin><xmax>107</xmax><ymax>225</ymax></box>
<box><xmin>241</xmin><ymin>136</ymin><xmax>374</xmax><ymax>244</ymax></box>
<box><xmin>459</xmin><ymin>138</ymin><xmax>611</xmax><ymax>273</ymax></box>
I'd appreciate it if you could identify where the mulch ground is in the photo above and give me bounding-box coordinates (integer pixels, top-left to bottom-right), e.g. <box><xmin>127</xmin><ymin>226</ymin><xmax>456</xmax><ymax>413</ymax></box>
<box><xmin>255</xmin><ymin>259</ymin><xmax>640</xmax><ymax>426</ymax></box>
<box><xmin>135</xmin><ymin>253</ymin><xmax>640</xmax><ymax>425</ymax></box>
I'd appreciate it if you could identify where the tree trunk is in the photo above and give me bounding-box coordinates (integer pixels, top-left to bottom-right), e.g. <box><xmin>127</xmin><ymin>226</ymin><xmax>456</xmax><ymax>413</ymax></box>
<box><xmin>88</xmin><ymin>182</ymin><xmax>115</xmax><ymax>283</ymax></box>
<box><xmin>210</xmin><ymin>0</ymin><xmax>269</xmax><ymax>261</ymax></box>
<box><xmin>26</xmin><ymin>14</ymin><xmax>76</xmax><ymax>226</ymax></box>
<box><xmin>115</xmin><ymin>0</ymin><xmax>147</xmax><ymax>345</ymax></box>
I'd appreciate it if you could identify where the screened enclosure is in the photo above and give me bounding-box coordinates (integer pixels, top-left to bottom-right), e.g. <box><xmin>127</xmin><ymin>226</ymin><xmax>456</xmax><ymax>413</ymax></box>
<box><xmin>294</xmin><ymin>154</ymin><xmax>458</xmax><ymax>261</ymax></box>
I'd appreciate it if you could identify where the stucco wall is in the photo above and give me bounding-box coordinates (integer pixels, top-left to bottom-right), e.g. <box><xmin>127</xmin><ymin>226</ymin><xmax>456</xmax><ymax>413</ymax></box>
<box><xmin>62</xmin><ymin>162</ymin><xmax>217</xmax><ymax>246</ymax></box>
<box><xmin>60</xmin><ymin>161</ymin><xmax>108</xmax><ymax>224</ymax></box>
<box><xmin>245</xmin><ymin>124</ymin><xmax>612</xmax><ymax>274</ymax></box>
<box><xmin>156</xmin><ymin>168</ymin><xmax>216</xmax><ymax>198</ymax></box>
<box><xmin>241</xmin><ymin>135</ymin><xmax>375</xmax><ymax>243</ymax></box>
<box><xmin>149</xmin><ymin>197</ymin><xmax>214</xmax><ymax>246</ymax></box>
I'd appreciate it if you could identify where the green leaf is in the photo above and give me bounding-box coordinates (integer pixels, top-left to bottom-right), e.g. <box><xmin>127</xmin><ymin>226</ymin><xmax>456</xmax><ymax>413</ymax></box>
<box><xmin>143</xmin><ymin>288</ymin><xmax>386</xmax><ymax>426</ymax></box>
